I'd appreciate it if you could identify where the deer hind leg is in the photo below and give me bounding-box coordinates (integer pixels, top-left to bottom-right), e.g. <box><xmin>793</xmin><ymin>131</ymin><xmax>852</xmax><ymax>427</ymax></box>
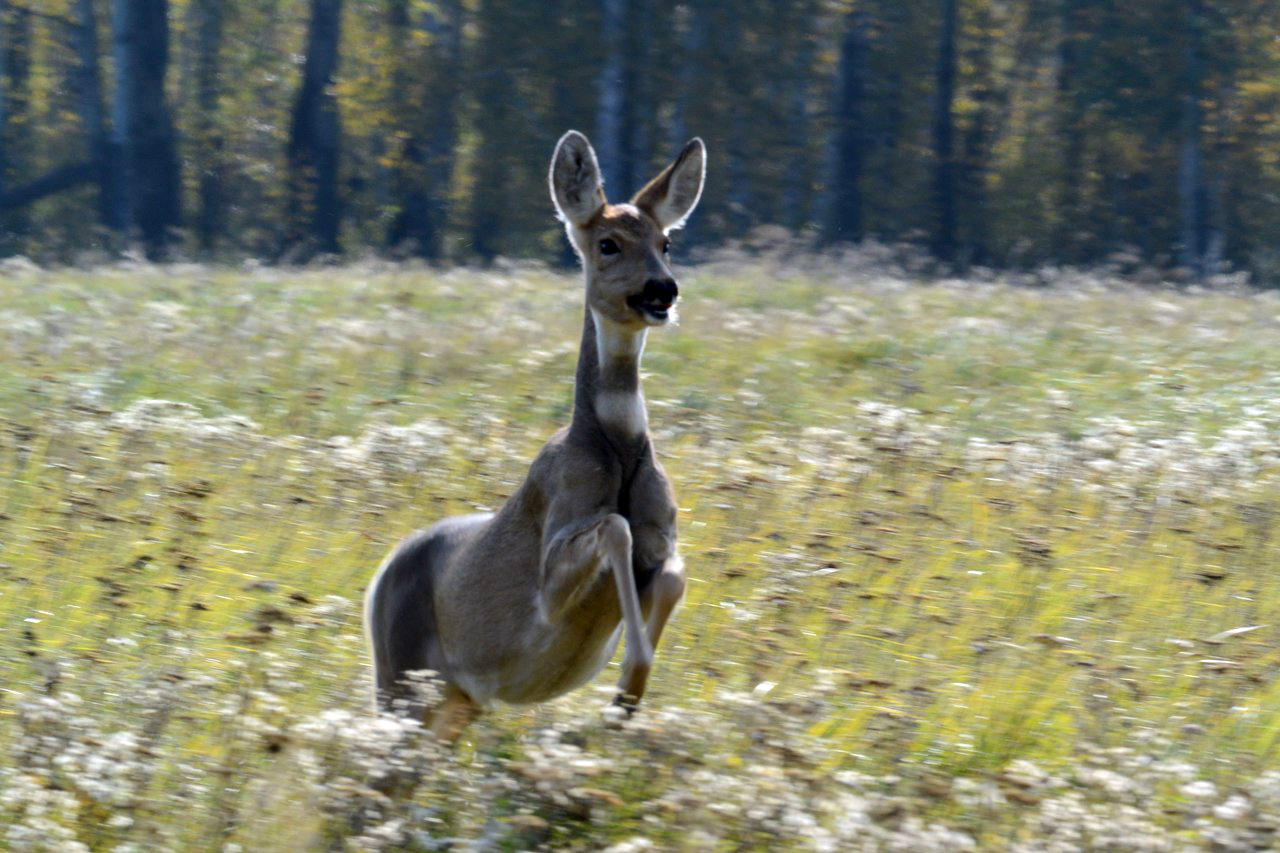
<box><xmin>366</xmin><ymin>530</ymin><xmax>446</xmax><ymax>721</ymax></box>
<box><xmin>425</xmin><ymin>683</ymin><xmax>481</xmax><ymax>743</ymax></box>
<box><xmin>615</xmin><ymin>553</ymin><xmax>686</xmax><ymax>713</ymax></box>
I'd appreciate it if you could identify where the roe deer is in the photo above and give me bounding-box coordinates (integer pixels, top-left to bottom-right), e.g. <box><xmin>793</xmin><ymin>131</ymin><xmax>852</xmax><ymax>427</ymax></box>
<box><xmin>365</xmin><ymin>130</ymin><xmax>706</xmax><ymax>740</ymax></box>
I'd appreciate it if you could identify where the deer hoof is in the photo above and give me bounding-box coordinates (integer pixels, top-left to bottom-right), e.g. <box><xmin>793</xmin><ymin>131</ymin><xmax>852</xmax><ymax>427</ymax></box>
<box><xmin>602</xmin><ymin>703</ymin><xmax>629</xmax><ymax>728</ymax></box>
<box><xmin>610</xmin><ymin>692</ymin><xmax>640</xmax><ymax>717</ymax></box>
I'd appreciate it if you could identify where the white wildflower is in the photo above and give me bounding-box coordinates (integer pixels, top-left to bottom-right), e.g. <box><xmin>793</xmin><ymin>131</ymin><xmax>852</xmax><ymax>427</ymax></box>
<box><xmin>1180</xmin><ymin>780</ymin><xmax>1217</xmax><ymax>800</ymax></box>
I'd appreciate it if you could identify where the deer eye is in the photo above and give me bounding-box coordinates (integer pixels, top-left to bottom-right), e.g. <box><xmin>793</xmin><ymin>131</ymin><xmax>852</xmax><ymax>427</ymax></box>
<box><xmin>599</xmin><ymin>238</ymin><xmax>621</xmax><ymax>256</ymax></box>
<box><xmin>662</xmin><ymin>239</ymin><xmax>671</xmax><ymax>255</ymax></box>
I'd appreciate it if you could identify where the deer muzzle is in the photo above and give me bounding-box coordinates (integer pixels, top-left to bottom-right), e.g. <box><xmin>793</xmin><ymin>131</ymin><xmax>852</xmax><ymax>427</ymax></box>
<box><xmin>628</xmin><ymin>278</ymin><xmax>679</xmax><ymax>321</ymax></box>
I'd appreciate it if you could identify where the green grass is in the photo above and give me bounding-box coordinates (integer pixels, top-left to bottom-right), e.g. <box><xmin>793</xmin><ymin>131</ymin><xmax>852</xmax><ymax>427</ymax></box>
<box><xmin>2</xmin><ymin>257</ymin><xmax>1280</xmax><ymax>849</ymax></box>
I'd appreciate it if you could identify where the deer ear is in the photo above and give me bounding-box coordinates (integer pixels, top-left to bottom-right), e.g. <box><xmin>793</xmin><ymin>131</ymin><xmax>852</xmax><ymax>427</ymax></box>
<box><xmin>632</xmin><ymin>138</ymin><xmax>706</xmax><ymax>232</ymax></box>
<box><xmin>550</xmin><ymin>131</ymin><xmax>606</xmax><ymax>227</ymax></box>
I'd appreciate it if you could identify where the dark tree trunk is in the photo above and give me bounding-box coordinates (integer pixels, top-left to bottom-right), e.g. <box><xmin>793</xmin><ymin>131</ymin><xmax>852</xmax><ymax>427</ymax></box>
<box><xmin>596</xmin><ymin>0</ymin><xmax>626</xmax><ymax>198</ymax></box>
<box><xmin>723</xmin><ymin>9</ymin><xmax>752</xmax><ymax>234</ymax></box>
<box><xmin>547</xmin><ymin>0</ymin><xmax>584</xmax><ymax>266</ymax></box>
<box><xmin>1177</xmin><ymin>0</ymin><xmax>1207</xmax><ymax>278</ymax></box>
<box><xmin>109</xmin><ymin>0</ymin><xmax>132</xmax><ymax>232</ymax></box>
<box><xmin>0</xmin><ymin>161</ymin><xmax>96</xmax><ymax>210</ymax></box>
<box><xmin>959</xmin><ymin>4</ymin><xmax>997</xmax><ymax>266</ymax></box>
<box><xmin>468</xmin><ymin>0</ymin><xmax>511</xmax><ymax>261</ymax></box>
<box><xmin>387</xmin><ymin>0</ymin><xmax>460</xmax><ymax>259</ymax></box>
<box><xmin>0</xmin><ymin>1</ymin><xmax>33</xmax><ymax>243</ymax></box>
<box><xmin>932</xmin><ymin>0</ymin><xmax>958</xmax><ymax>263</ymax></box>
<box><xmin>192</xmin><ymin>0</ymin><xmax>225</xmax><ymax>251</ymax></box>
<box><xmin>1</xmin><ymin>0</ymin><xmax>10</xmax><ymax>209</ymax></box>
<box><xmin>420</xmin><ymin>0</ymin><xmax>462</xmax><ymax>260</ymax></box>
<box><xmin>74</xmin><ymin>0</ymin><xmax>126</xmax><ymax>235</ymax></box>
<box><xmin>0</xmin><ymin>0</ymin><xmax>125</xmax><ymax>240</ymax></box>
<box><xmin>1054</xmin><ymin>0</ymin><xmax>1085</xmax><ymax>262</ymax></box>
<box><xmin>665</xmin><ymin>4</ymin><xmax>704</xmax><ymax>248</ymax></box>
<box><xmin>668</xmin><ymin>5</ymin><xmax>702</xmax><ymax>152</ymax></box>
<box><xmin>112</xmin><ymin>0</ymin><xmax>182</xmax><ymax>258</ymax></box>
<box><xmin>286</xmin><ymin>0</ymin><xmax>343</xmax><ymax>257</ymax></box>
<box><xmin>782</xmin><ymin>22</ymin><xmax>815</xmax><ymax>231</ymax></box>
<box><xmin>617</xmin><ymin>0</ymin><xmax>653</xmax><ymax>199</ymax></box>
<box><xmin>385</xmin><ymin>0</ymin><xmax>419</xmax><ymax>252</ymax></box>
<box><xmin>824</xmin><ymin>7</ymin><xmax>869</xmax><ymax>243</ymax></box>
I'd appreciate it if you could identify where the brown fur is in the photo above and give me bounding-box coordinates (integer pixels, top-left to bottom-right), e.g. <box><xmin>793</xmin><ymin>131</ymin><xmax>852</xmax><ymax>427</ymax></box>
<box><xmin>365</xmin><ymin>131</ymin><xmax>706</xmax><ymax>739</ymax></box>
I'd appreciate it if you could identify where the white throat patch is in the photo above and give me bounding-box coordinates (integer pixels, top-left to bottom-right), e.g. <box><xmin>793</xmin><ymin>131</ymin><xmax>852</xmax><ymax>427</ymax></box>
<box><xmin>589</xmin><ymin>308</ymin><xmax>649</xmax><ymax>436</ymax></box>
<box><xmin>595</xmin><ymin>389</ymin><xmax>648</xmax><ymax>436</ymax></box>
<box><xmin>591</xmin><ymin>307</ymin><xmax>647</xmax><ymax>362</ymax></box>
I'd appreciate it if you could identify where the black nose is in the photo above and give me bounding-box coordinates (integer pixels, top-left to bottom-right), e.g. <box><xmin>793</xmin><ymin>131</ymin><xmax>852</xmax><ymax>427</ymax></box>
<box><xmin>643</xmin><ymin>278</ymin><xmax>679</xmax><ymax>306</ymax></box>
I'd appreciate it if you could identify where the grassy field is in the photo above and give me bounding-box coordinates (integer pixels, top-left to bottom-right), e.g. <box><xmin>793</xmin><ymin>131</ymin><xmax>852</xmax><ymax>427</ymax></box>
<box><xmin>2</xmin><ymin>251</ymin><xmax>1280</xmax><ymax>851</ymax></box>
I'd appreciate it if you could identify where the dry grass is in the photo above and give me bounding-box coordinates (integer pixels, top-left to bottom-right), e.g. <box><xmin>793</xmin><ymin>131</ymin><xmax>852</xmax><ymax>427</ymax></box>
<box><xmin>2</xmin><ymin>253</ymin><xmax>1279</xmax><ymax>850</ymax></box>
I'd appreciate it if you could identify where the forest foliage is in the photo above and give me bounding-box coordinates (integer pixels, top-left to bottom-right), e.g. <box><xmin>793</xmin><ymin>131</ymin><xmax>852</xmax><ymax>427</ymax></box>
<box><xmin>3</xmin><ymin>0</ymin><xmax>1280</xmax><ymax>281</ymax></box>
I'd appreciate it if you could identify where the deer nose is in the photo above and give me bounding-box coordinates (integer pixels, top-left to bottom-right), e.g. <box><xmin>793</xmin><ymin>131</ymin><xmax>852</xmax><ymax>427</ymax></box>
<box><xmin>643</xmin><ymin>278</ymin><xmax>678</xmax><ymax>307</ymax></box>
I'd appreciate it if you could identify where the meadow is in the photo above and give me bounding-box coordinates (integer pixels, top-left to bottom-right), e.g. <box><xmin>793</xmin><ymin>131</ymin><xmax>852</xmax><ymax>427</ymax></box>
<box><xmin>2</xmin><ymin>246</ymin><xmax>1279</xmax><ymax>851</ymax></box>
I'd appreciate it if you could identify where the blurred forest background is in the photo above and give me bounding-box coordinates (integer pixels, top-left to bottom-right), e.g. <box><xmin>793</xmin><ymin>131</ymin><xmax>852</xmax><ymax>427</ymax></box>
<box><xmin>2</xmin><ymin>0</ymin><xmax>1279</xmax><ymax>280</ymax></box>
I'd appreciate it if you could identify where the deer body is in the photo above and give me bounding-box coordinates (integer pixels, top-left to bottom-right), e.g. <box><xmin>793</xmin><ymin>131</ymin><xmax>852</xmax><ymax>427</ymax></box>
<box><xmin>366</xmin><ymin>131</ymin><xmax>705</xmax><ymax>738</ymax></box>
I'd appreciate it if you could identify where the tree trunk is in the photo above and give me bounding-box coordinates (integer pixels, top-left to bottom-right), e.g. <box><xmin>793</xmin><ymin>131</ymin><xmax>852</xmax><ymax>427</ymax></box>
<box><xmin>73</xmin><ymin>0</ymin><xmax>126</xmax><ymax>235</ymax></box>
<box><xmin>421</xmin><ymin>0</ymin><xmax>461</xmax><ymax>259</ymax></box>
<box><xmin>0</xmin><ymin>1</ymin><xmax>33</xmax><ymax>243</ymax></box>
<box><xmin>112</xmin><ymin>0</ymin><xmax>182</xmax><ymax>257</ymax></box>
<box><xmin>781</xmin><ymin>20</ymin><xmax>815</xmax><ymax>231</ymax></box>
<box><xmin>109</xmin><ymin>0</ymin><xmax>132</xmax><ymax>233</ymax></box>
<box><xmin>959</xmin><ymin>3</ymin><xmax>997</xmax><ymax>266</ymax></box>
<box><xmin>596</xmin><ymin>0</ymin><xmax>626</xmax><ymax>198</ymax></box>
<box><xmin>723</xmin><ymin>10</ymin><xmax>753</xmax><ymax>234</ymax></box>
<box><xmin>387</xmin><ymin>0</ymin><xmax>460</xmax><ymax>259</ymax></box>
<box><xmin>932</xmin><ymin>0</ymin><xmax>958</xmax><ymax>263</ymax></box>
<box><xmin>824</xmin><ymin>7</ymin><xmax>869</xmax><ymax>243</ymax></box>
<box><xmin>468</xmin><ymin>0</ymin><xmax>514</xmax><ymax>261</ymax></box>
<box><xmin>665</xmin><ymin>4</ymin><xmax>704</xmax><ymax>247</ymax></box>
<box><xmin>286</xmin><ymin>0</ymin><xmax>343</xmax><ymax>257</ymax></box>
<box><xmin>0</xmin><ymin>0</ymin><xmax>125</xmax><ymax>239</ymax></box>
<box><xmin>1054</xmin><ymin>0</ymin><xmax>1085</xmax><ymax>262</ymax></box>
<box><xmin>192</xmin><ymin>0</ymin><xmax>225</xmax><ymax>251</ymax></box>
<box><xmin>385</xmin><ymin>0</ymin><xmax>420</xmax><ymax>253</ymax></box>
<box><xmin>0</xmin><ymin>161</ymin><xmax>96</xmax><ymax>210</ymax></box>
<box><xmin>668</xmin><ymin>5</ymin><xmax>702</xmax><ymax>152</ymax></box>
<box><xmin>1177</xmin><ymin>0</ymin><xmax>1207</xmax><ymax>278</ymax></box>
<box><xmin>1</xmin><ymin>0</ymin><xmax>10</xmax><ymax>208</ymax></box>
<box><xmin>617</xmin><ymin>0</ymin><xmax>653</xmax><ymax>199</ymax></box>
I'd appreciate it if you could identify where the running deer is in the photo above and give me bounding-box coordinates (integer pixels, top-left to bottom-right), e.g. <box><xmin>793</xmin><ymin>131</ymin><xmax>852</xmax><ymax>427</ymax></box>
<box><xmin>365</xmin><ymin>130</ymin><xmax>706</xmax><ymax>740</ymax></box>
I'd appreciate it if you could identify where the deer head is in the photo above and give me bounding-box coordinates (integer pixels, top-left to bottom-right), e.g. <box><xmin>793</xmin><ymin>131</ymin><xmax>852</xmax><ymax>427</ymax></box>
<box><xmin>550</xmin><ymin>131</ymin><xmax>706</xmax><ymax>333</ymax></box>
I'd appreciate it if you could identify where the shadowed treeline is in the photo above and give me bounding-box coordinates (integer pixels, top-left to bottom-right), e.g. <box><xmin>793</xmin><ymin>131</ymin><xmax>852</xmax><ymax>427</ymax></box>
<box><xmin>2</xmin><ymin>0</ymin><xmax>1280</xmax><ymax>280</ymax></box>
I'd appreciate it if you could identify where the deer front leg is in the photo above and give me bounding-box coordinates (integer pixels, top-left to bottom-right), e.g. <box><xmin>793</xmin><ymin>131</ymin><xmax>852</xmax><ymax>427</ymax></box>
<box><xmin>615</xmin><ymin>554</ymin><xmax>685</xmax><ymax>713</ymax></box>
<box><xmin>542</xmin><ymin>513</ymin><xmax>654</xmax><ymax>676</ymax></box>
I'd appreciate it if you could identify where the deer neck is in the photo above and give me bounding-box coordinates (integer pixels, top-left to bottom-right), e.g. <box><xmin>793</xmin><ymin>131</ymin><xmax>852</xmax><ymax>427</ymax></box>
<box><xmin>571</xmin><ymin>305</ymin><xmax>649</xmax><ymax>446</ymax></box>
